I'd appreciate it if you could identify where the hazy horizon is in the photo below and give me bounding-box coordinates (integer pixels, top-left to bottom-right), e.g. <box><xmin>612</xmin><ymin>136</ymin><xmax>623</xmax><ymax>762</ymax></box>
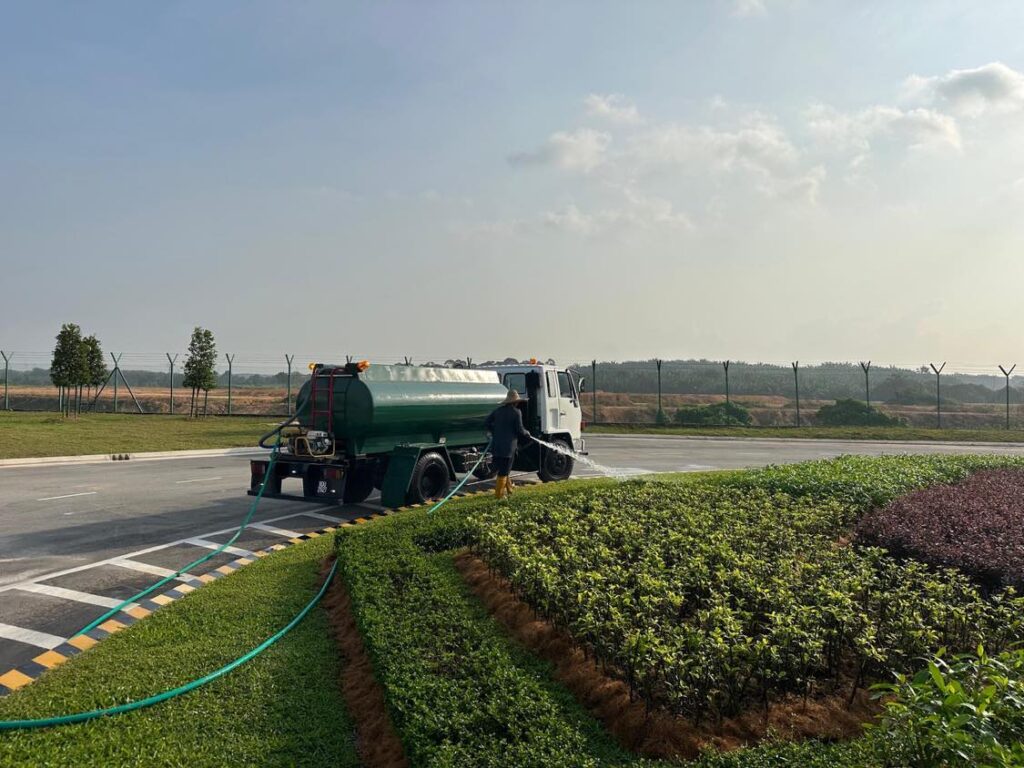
<box><xmin>3</xmin><ymin>2</ymin><xmax>1023</xmax><ymax>366</ymax></box>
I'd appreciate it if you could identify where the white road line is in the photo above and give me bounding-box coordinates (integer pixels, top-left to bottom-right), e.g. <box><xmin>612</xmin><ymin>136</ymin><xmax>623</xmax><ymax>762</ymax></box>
<box><xmin>36</xmin><ymin>491</ymin><xmax>97</xmax><ymax>502</ymax></box>
<box><xmin>0</xmin><ymin>622</ymin><xmax>65</xmax><ymax>650</ymax></box>
<box><xmin>175</xmin><ymin>477</ymin><xmax>224</xmax><ymax>484</ymax></box>
<box><xmin>250</xmin><ymin>522</ymin><xmax>303</xmax><ymax>538</ymax></box>
<box><xmin>15</xmin><ymin>582</ymin><xmax>135</xmax><ymax>610</ymax></box>
<box><xmin>110</xmin><ymin>559</ymin><xmax>193</xmax><ymax>581</ymax></box>
<box><xmin>301</xmin><ymin>511</ymin><xmax>350</xmax><ymax>522</ymax></box>
<box><xmin>0</xmin><ymin>510</ymin><xmax>349</xmax><ymax>594</ymax></box>
<box><xmin>184</xmin><ymin>538</ymin><xmax>254</xmax><ymax>558</ymax></box>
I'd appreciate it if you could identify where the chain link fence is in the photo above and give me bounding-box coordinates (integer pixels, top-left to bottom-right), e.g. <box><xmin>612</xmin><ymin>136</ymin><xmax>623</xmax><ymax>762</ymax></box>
<box><xmin>2</xmin><ymin>351</ymin><xmax>1023</xmax><ymax>430</ymax></box>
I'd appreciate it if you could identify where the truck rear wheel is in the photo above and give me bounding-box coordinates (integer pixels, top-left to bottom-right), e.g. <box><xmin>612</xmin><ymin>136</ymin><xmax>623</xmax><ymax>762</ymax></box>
<box><xmin>343</xmin><ymin>467</ymin><xmax>375</xmax><ymax>504</ymax></box>
<box><xmin>406</xmin><ymin>452</ymin><xmax>451</xmax><ymax>505</ymax></box>
<box><xmin>538</xmin><ymin>438</ymin><xmax>574</xmax><ymax>482</ymax></box>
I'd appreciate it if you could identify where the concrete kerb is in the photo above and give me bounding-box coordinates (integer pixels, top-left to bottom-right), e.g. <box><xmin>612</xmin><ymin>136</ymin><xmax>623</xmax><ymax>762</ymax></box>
<box><xmin>0</xmin><ymin>447</ymin><xmax>264</xmax><ymax>470</ymax></box>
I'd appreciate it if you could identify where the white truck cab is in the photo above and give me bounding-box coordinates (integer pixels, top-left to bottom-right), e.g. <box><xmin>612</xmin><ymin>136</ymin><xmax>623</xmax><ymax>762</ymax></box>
<box><xmin>480</xmin><ymin>363</ymin><xmax>587</xmax><ymax>458</ymax></box>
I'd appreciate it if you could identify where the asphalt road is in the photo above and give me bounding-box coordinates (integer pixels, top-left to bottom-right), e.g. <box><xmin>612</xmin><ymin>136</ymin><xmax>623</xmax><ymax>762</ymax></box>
<box><xmin>2</xmin><ymin>433</ymin><xmax>1024</xmax><ymax>680</ymax></box>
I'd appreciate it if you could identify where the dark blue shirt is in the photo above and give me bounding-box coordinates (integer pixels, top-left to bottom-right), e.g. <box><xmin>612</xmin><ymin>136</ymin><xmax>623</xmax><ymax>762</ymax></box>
<box><xmin>484</xmin><ymin>405</ymin><xmax>531</xmax><ymax>458</ymax></box>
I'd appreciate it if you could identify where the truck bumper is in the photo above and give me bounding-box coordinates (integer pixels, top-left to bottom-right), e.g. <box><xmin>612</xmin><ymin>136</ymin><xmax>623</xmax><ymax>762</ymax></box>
<box><xmin>249</xmin><ymin>457</ymin><xmax>347</xmax><ymax>505</ymax></box>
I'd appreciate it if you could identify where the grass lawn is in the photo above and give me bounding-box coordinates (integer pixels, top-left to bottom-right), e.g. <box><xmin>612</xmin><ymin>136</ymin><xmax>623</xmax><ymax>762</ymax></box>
<box><xmin>0</xmin><ymin>412</ymin><xmax>274</xmax><ymax>459</ymax></box>
<box><xmin>589</xmin><ymin>423</ymin><xmax>1024</xmax><ymax>442</ymax></box>
<box><xmin>0</xmin><ymin>535</ymin><xmax>358</xmax><ymax>768</ymax></box>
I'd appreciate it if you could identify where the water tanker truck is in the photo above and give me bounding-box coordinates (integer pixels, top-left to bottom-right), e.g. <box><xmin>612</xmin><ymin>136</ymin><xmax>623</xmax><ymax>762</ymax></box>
<box><xmin>249</xmin><ymin>361</ymin><xmax>586</xmax><ymax>508</ymax></box>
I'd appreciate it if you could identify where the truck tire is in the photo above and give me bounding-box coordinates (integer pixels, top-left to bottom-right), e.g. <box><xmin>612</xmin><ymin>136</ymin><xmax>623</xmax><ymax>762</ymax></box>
<box><xmin>471</xmin><ymin>456</ymin><xmax>496</xmax><ymax>480</ymax></box>
<box><xmin>538</xmin><ymin>438</ymin><xmax>574</xmax><ymax>482</ymax></box>
<box><xmin>406</xmin><ymin>452</ymin><xmax>451</xmax><ymax>505</ymax></box>
<box><xmin>343</xmin><ymin>467</ymin><xmax>375</xmax><ymax>504</ymax></box>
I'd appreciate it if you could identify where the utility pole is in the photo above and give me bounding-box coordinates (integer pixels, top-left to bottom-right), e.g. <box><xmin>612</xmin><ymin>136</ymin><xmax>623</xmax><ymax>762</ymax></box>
<box><xmin>792</xmin><ymin>361</ymin><xmax>801</xmax><ymax>427</ymax></box>
<box><xmin>167</xmin><ymin>353</ymin><xmax>178</xmax><ymax>414</ymax></box>
<box><xmin>930</xmin><ymin>362</ymin><xmax>946</xmax><ymax>428</ymax></box>
<box><xmin>225</xmin><ymin>354</ymin><xmax>235</xmax><ymax>415</ymax></box>
<box><xmin>285</xmin><ymin>354</ymin><xmax>294</xmax><ymax>415</ymax></box>
<box><xmin>860</xmin><ymin>361</ymin><xmax>871</xmax><ymax>405</ymax></box>
<box><xmin>723</xmin><ymin>360</ymin><xmax>730</xmax><ymax>404</ymax></box>
<box><xmin>999</xmin><ymin>364</ymin><xmax>1016</xmax><ymax>430</ymax></box>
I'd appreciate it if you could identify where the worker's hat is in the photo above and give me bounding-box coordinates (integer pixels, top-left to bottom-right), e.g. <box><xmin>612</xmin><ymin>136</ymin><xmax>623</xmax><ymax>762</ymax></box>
<box><xmin>502</xmin><ymin>389</ymin><xmax>522</xmax><ymax>405</ymax></box>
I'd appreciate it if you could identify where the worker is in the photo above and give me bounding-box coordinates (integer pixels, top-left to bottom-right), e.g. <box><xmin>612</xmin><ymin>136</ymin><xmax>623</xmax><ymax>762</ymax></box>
<box><xmin>485</xmin><ymin>388</ymin><xmax>531</xmax><ymax>499</ymax></box>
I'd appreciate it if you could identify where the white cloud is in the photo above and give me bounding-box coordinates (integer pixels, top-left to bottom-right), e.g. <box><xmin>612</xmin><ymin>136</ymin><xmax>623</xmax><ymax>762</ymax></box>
<box><xmin>584</xmin><ymin>93</ymin><xmax>642</xmax><ymax>124</ymax></box>
<box><xmin>508</xmin><ymin>128</ymin><xmax>611</xmax><ymax>172</ymax></box>
<box><xmin>543</xmin><ymin>190</ymin><xmax>694</xmax><ymax>236</ymax></box>
<box><xmin>730</xmin><ymin>0</ymin><xmax>767</xmax><ymax>17</ymax></box>
<box><xmin>905</xmin><ymin>62</ymin><xmax>1024</xmax><ymax>117</ymax></box>
<box><xmin>805</xmin><ymin>103</ymin><xmax>961</xmax><ymax>156</ymax></box>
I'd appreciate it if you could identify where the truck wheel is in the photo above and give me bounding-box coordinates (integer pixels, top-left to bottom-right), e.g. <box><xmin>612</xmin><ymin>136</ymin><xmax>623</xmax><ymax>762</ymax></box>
<box><xmin>343</xmin><ymin>467</ymin><xmax>375</xmax><ymax>504</ymax></box>
<box><xmin>407</xmin><ymin>452</ymin><xmax>451</xmax><ymax>505</ymax></box>
<box><xmin>538</xmin><ymin>438</ymin><xmax>574</xmax><ymax>482</ymax></box>
<box><xmin>471</xmin><ymin>456</ymin><xmax>496</xmax><ymax>480</ymax></box>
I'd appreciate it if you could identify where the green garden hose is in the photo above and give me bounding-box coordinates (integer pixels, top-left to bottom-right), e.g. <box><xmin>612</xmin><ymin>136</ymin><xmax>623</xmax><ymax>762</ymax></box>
<box><xmin>427</xmin><ymin>440</ymin><xmax>491</xmax><ymax>514</ymax></box>
<box><xmin>0</xmin><ymin>559</ymin><xmax>337</xmax><ymax>730</ymax></box>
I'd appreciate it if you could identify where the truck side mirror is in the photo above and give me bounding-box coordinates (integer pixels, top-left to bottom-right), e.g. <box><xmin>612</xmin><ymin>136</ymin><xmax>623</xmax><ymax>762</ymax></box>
<box><xmin>577</xmin><ymin>377</ymin><xmax>586</xmax><ymax>393</ymax></box>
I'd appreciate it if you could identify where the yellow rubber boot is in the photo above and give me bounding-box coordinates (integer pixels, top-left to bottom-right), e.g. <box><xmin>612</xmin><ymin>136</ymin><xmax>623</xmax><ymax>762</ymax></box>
<box><xmin>494</xmin><ymin>476</ymin><xmax>506</xmax><ymax>499</ymax></box>
<box><xmin>505</xmin><ymin>477</ymin><xmax>514</xmax><ymax>495</ymax></box>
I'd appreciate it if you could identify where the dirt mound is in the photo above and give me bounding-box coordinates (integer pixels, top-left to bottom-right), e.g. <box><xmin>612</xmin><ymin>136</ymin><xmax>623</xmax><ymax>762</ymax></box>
<box><xmin>454</xmin><ymin>551</ymin><xmax>877</xmax><ymax>761</ymax></box>
<box><xmin>322</xmin><ymin>558</ymin><xmax>408</xmax><ymax>768</ymax></box>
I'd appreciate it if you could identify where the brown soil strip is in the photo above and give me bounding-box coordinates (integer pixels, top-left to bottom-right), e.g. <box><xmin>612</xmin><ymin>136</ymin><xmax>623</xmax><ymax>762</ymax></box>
<box><xmin>454</xmin><ymin>551</ymin><xmax>878</xmax><ymax>761</ymax></box>
<box><xmin>321</xmin><ymin>558</ymin><xmax>409</xmax><ymax>768</ymax></box>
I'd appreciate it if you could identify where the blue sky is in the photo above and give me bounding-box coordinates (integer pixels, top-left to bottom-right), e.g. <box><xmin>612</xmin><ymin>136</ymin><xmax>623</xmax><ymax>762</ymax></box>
<box><xmin>2</xmin><ymin>1</ymin><xmax>1024</xmax><ymax>369</ymax></box>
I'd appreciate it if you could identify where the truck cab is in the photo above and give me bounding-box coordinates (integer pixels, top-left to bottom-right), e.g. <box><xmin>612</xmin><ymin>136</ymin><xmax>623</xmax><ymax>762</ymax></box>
<box><xmin>479</xmin><ymin>363</ymin><xmax>586</xmax><ymax>481</ymax></box>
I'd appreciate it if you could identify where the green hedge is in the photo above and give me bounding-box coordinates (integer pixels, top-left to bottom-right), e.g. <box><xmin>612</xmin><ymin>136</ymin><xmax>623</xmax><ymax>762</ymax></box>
<box><xmin>334</xmin><ymin>456</ymin><xmax>1024</xmax><ymax>766</ymax></box>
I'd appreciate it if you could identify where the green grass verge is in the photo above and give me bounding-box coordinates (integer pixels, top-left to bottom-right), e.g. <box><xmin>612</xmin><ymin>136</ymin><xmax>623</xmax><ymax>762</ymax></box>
<box><xmin>0</xmin><ymin>412</ymin><xmax>272</xmax><ymax>459</ymax></box>
<box><xmin>0</xmin><ymin>536</ymin><xmax>358</xmax><ymax>768</ymax></box>
<box><xmin>589</xmin><ymin>423</ymin><xmax>1024</xmax><ymax>443</ymax></box>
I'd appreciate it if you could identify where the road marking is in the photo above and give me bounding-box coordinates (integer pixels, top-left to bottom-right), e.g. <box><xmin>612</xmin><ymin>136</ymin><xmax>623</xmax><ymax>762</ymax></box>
<box><xmin>0</xmin><ymin>623</ymin><xmax>65</xmax><ymax>650</ymax></box>
<box><xmin>301</xmin><ymin>511</ymin><xmax>351</xmax><ymax>522</ymax></box>
<box><xmin>14</xmin><ymin>583</ymin><xmax>135</xmax><ymax>610</ymax></box>
<box><xmin>184</xmin><ymin>538</ymin><xmax>254</xmax><ymax>558</ymax></box>
<box><xmin>36</xmin><ymin>491</ymin><xmax>97</xmax><ymax>502</ymax></box>
<box><xmin>250</xmin><ymin>522</ymin><xmax>303</xmax><ymax>538</ymax></box>
<box><xmin>175</xmin><ymin>477</ymin><xmax>224</xmax><ymax>484</ymax></box>
<box><xmin>0</xmin><ymin>510</ymin><xmax>354</xmax><ymax>595</ymax></box>
<box><xmin>110</xmin><ymin>559</ymin><xmax>194</xmax><ymax>581</ymax></box>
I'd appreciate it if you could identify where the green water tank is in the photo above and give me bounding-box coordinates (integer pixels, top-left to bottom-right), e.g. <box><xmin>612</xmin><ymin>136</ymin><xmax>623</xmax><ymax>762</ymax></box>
<box><xmin>294</xmin><ymin>365</ymin><xmax>509</xmax><ymax>456</ymax></box>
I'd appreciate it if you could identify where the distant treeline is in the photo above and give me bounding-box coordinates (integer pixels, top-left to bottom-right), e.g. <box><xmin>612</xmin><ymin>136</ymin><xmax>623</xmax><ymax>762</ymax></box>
<box><xmin>579</xmin><ymin>360</ymin><xmax>1024</xmax><ymax>405</ymax></box>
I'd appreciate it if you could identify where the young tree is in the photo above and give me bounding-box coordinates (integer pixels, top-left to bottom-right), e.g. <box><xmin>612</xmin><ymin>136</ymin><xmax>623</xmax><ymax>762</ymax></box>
<box><xmin>82</xmin><ymin>335</ymin><xmax>107</xmax><ymax>402</ymax></box>
<box><xmin>50</xmin><ymin>323</ymin><xmax>87</xmax><ymax>416</ymax></box>
<box><xmin>182</xmin><ymin>327</ymin><xmax>217</xmax><ymax>417</ymax></box>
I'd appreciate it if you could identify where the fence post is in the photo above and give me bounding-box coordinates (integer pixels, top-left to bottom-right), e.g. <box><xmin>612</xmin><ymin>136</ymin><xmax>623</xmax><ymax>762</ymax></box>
<box><xmin>723</xmin><ymin>360</ymin><xmax>730</xmax><ymax>404</ymax></box>
<box><xmin>999</xmin><ymin>364</ymin><xmax>1016</xmax><ymax>430</ymax></box>
<box><xmin>860</xmin><ymin>361</ymin><xmax>871</xmax><ymax>405</ymax></box>
<box><xmin>111</xmin><ymin>353</ymin><xmax>121</xmax><ymax>413</ymax></box>
<box><xmin>1</xmin><ymin>351</ymin><xmax>10</xmax><ymax>410</ymax></box>
<box><xmin>591</xmin><ymin>360</ymin><xmax>597</xmax><ymax>424</ymax></box>
<box><xmin>166</xmin><ymin>353</ymin><xmax>178</xmax><ymax>414</ymax></box>
<box><xmin>930</xmin><ymin>362</ymin><xmax>946</xmax><ymax>428</ymax></box>
<box><xmin>655</xmin><ymin>359</ymin><xmax>663</xmax><ymax>422</ymax></box>
<box><xmin>285</xmin><ymin>354</ymin><xmax>294</xmax><ymax>415</ymax></box>
<box><xmin>224</xmin><ymin>354</ymin><xmax>234</xmax><ymax>415</ymax></box>
<box><xmin>792</xmin><ymin>361</ymin><xmax>801</xmax><ymax>427</ymax></box>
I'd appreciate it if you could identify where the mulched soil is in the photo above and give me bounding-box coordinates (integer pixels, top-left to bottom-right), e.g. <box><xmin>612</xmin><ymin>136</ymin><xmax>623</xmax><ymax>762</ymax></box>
<box><xmin>321</xmin><ymin>558</ymin><xmax>409</xmax><ymax>768</ymax></box>
<box><xmin>856</xmin><ymin>468</ymin><xmax>1024</xmax><ymax>590</ymax></box>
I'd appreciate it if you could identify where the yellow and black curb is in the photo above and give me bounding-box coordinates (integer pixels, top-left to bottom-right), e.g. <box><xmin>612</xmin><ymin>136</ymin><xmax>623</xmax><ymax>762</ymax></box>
<box><xmin>0</xmin><ymin>485</ymin><xmax>508</xmax><ymax>697</ymax></box>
